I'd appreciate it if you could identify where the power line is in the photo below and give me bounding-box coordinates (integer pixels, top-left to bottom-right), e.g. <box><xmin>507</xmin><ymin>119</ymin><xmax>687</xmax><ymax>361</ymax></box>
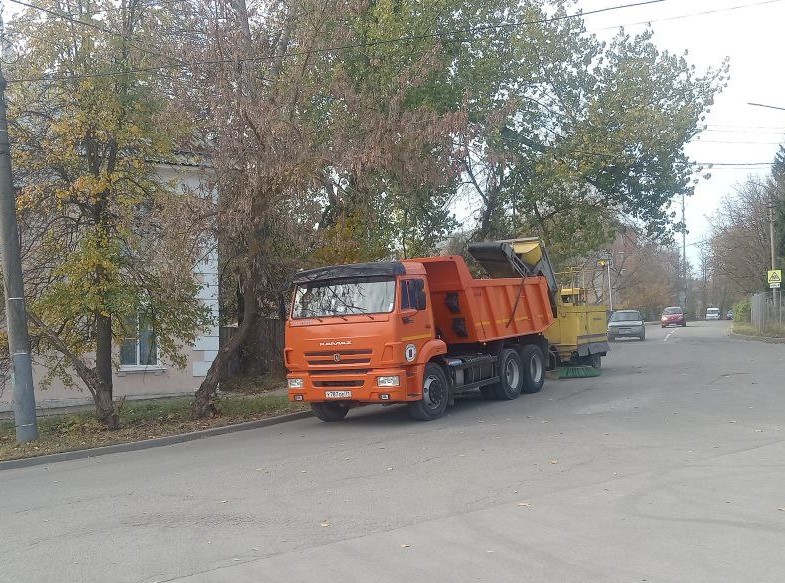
<box><xmin>7</xmin><ymin>0</ymin><xmax>186</xmax><ymax>67</ymax></box>
<box><xmin>706</xmin><ymin>124</ymin><xmax>785</xmax><ymax>130</ymax></box>
<box><xmin>6</xmin><ymin>0</ymin><xmax>666</xmax><ymax>84</ymax></box>
<box><xmin>692</xmin><ymin>162</ymin><xmax>771</xmax><ymax>170</ymax></box>
<box><xmin>693</xmin><ymin>162</ymin><xmax>772</xmax><ymax>165</ymax></box>
<box><xmin>590</xmin><ymin>0</ymin><xmax>785</xmax><ymax>30</ymax></box>
<box><xmin>749</xmin><ymin>101</ymin><xmax>785</xmax><ymax>111</ymax></box>
<box><xmin>703</xmin><ymin>128</ymin><xmax>785</xmax><ymax>135</ymax></box>
<box><xmin>693</xmin><ymin>139</ymin><xmax>785</xmax><ymax>144</ymax></box>
<box><xmin>10</xmin><ymin>0</ymin><xmax>116</xmax><ymax>36</ymax></box>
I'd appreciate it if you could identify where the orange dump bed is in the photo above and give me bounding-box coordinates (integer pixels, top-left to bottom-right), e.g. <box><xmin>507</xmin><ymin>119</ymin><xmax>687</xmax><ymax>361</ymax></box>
<box><xmin>413</xmin><ymin>256</ymin><xmax>555</xmax><ymax>345</ymax></box>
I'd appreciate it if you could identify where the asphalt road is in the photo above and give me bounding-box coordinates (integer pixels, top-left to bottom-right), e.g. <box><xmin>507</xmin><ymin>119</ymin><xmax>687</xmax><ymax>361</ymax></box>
<box><xmin>2</xmin><ymin>321</ymin><xmax>785</xmax><ymax>583</ymax></box>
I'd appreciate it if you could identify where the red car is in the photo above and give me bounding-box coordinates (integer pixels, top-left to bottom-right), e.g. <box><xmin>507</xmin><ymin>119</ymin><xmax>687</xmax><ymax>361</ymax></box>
<box><xmin>661</xmin><ymin>306</ymin><xmax>687</xmax><ymax>328</ymax></box>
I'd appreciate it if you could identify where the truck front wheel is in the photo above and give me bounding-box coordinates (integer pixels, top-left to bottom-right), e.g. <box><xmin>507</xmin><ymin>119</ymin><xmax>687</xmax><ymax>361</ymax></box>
<box><xmin>519</xmin><ymin>345</ymin><xmax>545</xmax><ymax>394</ymax></box>
<box><xmin>311</xmin><ymin>402</ymin><xmax>350</xmax><ymax>422</ymax></box>
<box><xmin>407</xmin><ymin>363</ymin><xmax>449</xmax><ymax>421</ymax></box>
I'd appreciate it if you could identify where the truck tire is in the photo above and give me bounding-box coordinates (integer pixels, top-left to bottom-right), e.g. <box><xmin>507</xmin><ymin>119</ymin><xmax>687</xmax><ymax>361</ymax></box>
<box><xmin>519</xmin><ymin>344</ymin><xmax>545</xmax><ymax>394</ymax></box>
<box><xmin>311</xmin><ymin>402</ymin><xmax>349</xmax><ymax>422</ymax></box>
<box><xmin>589</xmin><ymin>353</ymin><xmax>602</xmax><ymax>369</ymax></box>
<box><xmin>407</xmin><ymin>363</ymin><xmax>450</xmax><ymax>421</ymax></box>
<box><xmin>493</xmin><ymin>348</ymin><xmax>524</xmax><ymax>400</ymax></box>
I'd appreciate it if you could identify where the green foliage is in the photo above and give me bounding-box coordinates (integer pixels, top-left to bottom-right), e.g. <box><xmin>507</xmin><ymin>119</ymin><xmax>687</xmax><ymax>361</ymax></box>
<box><xmin>6</xmin><ymin>1</ymin><xmax>213</xmax><ymax>403</ymax></box>
<box><xmin>357</xmin><ymin>0</ymin><xmax>727</xmax><ymax>259</ymax></box>
<box><xmin>733</xmin><ymin>298</ymin><xmax>751</xmax><ymax>323</ymax></box>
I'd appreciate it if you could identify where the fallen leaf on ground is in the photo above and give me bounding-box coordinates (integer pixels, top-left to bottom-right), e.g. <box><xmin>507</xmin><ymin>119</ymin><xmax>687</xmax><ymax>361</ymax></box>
<box><xmin>517</xmin><ymin>502</ymin><xmax>531</xmax><ymax>507</ymax></box>
<box><xmin>321</xmin><ymin>521</ymin><xmax>330</xmax><ymax>527</ymax></box>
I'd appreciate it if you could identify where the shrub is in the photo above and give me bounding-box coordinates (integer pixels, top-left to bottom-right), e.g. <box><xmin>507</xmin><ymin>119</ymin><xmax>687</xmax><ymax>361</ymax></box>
<box><xmin>733</xmin><ymin>298</ymin><xmax>751</xmax><ymax>322</ymax></box>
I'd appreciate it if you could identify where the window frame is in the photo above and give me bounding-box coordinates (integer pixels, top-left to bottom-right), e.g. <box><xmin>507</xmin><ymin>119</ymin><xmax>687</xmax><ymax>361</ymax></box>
<box><xmin>119</xmin><ymin>315</ymin><xmax>164</xmax><ymax>372</ymax></box>
<box><xmin>400</xmin><ymin>278</ymin><xmax>426</xmax><ymax>311</ymax></box>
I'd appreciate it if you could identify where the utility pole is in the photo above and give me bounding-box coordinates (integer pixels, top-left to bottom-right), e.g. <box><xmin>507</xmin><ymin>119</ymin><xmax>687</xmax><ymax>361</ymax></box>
<box><xmin>749</xmin><ymin>102</ymin><xmax>784</xmax><ymax>322</ymax></box>
<box><xmin>681</xmin><ymin>192</ymin><xmax>687</xmax><ymax>308</ymax></box>
<box><xmin>769</xmin><ymin>201</ymin><xmax>780</xmax><ymax>321</ymax></box>
<box><xmin>598</xmin><ymin>254</ymin><xmax>613</xmax><ymax>311</ymax></box>
<box><xmin>0</xmin><ymin>23</ymin><xmax>39</xmax><ymax>442</ymax></box>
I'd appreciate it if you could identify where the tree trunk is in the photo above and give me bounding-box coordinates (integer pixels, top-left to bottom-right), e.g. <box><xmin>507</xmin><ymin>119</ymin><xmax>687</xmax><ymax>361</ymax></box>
<box><xmin>95</xmin><ymin>312</ymin><xmax>118</xmax><ymax>429</ymax></box>
<box><xmin>28</xmin><ymin>312</ymin><xmax>117</xmax><ymax>428</ymax></box>
<box><xmin>192</xmin><ymin>270</ymin><xmax>258</xmax><ymax>419</ymax></box>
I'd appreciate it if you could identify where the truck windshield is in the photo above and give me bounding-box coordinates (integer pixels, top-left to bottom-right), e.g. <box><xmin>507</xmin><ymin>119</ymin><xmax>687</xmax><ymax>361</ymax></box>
<box><xmin>292</xmin><ymin>277</ymin><xmax>396</xmax><ymax>319</ymax></box>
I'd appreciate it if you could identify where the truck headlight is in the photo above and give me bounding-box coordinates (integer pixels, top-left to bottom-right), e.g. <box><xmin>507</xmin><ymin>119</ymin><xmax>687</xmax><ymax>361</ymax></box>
<box><xmin>377</xmin><ymin>375</ymin><xmax>400</xmax><ymax>387</ymax></box>
<box><xmin>287</xmin><ymin>378</ymin><xmax>304</xmax><ymax>389</ymax></box>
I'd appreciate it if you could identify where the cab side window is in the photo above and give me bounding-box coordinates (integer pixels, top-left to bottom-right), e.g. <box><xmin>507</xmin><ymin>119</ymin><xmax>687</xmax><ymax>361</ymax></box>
<box><xmin>401</xmin><ymin>279</ymin><xmax>426</xmax><ymax>310</ymax></box>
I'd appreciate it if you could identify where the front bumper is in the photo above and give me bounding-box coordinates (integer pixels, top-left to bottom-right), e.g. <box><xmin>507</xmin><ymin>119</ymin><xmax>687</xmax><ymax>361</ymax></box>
<box><xmin>608</xmin><ymin>325</ymin><xmax>644</xmax><ymax>338</ymax></box>
<box><xmin>287</xmin><ymin>368</ymin><xmax>421</xmax><ymax>404</ymax></box>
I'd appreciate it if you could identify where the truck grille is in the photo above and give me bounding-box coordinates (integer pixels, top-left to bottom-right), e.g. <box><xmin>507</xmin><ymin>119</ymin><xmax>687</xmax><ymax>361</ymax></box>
<box><xmin>313</xmin><ymin>380</ymin><xmax>364</xmax><ymax>388</ymax></box>
<box><xmin>304</xmin><ymin>348</ymin><xmax>372</xmax><ymax>366</ymax></box>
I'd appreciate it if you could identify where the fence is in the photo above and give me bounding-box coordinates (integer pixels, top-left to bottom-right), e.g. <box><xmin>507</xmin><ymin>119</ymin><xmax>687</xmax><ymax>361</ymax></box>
<box><xmin>750</xmin><ymin>292</ymin><xmax>783</xmax><ymax>333</ymax></box>
<box><xmin>219</xmin><ymin>318</ymin><xmax>286</xmax><ymax>381</ymax></box>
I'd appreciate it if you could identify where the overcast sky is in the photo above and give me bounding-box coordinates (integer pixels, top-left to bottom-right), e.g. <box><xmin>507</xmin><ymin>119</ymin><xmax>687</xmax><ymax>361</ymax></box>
<box><xmin>578</xmin><ymin>0</ymin><xmax>785</xmax><ymax>265</ymax></box>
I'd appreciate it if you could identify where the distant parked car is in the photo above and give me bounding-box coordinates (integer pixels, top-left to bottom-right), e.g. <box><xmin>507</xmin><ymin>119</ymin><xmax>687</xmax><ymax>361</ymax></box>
<box><xmin>726</xmin><ymin>309</ymin><xmax>734</xmax><ymax>320</ymax></box>
<box><xmin>705</xmin><ymin>307</ymin><xmax>720</xmax><ymax>320</ymax></box>
<box><xmin>608</xmin><ymin>309</ymin><xmax>646</xmax><ymax>341</ymax></box>
<box><xmin>661</xmin><ymin>306</ymin><xmax>686</xmax><ymax>328</ymax></box>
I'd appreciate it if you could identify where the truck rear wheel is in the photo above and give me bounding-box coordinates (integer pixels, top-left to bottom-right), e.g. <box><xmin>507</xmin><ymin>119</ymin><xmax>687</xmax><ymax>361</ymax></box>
<box><xmin>519</xmin><ymin>345</ymin><xmax>545</xmax><ymax>394</ymax></box>
<box><xmin>493</xmin><ymin>348</ymin><xmax>524</xmax><ymax>400</ymax></box>
<box><xmin>407</xmin><ymin>363</ymin><xmax>449</xmax><ymax>421</ymax></box>
<box><xmin>311</xmin><ymin>402</ymin><xmax>350</xmax><ymax>422</ymax></box>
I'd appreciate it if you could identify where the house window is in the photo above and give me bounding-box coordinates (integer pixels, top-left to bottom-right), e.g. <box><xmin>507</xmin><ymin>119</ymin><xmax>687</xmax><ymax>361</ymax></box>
<box><xmin>120</xmin><ymin>317</ymin><xmax>158</xmax><ymax>367</ymax></box>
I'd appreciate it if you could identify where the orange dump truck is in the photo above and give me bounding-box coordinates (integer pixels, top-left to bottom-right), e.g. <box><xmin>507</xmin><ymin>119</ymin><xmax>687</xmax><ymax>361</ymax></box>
<box><xmin>285</xmin><ymin>241</ymin><xmax>557</xmax><ymax>421</ymax></box>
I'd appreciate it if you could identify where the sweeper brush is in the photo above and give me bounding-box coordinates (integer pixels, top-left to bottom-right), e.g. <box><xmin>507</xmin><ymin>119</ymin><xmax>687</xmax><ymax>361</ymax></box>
<box><xmin>557</xmin><ymin>365</ymin><xmax>601</xmax><ymax>379</ymax></box>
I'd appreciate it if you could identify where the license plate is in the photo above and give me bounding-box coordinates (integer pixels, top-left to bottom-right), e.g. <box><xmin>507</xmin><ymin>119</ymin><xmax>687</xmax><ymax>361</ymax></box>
<box><xmin>621</xmin><ymin>328</ymin><xmax>631</xmax><ymax>333</ymax></box>
<box><xmin>325</xmin><ymin>390</ymin><xmax>352</xmax><ymax>399</ymax></box>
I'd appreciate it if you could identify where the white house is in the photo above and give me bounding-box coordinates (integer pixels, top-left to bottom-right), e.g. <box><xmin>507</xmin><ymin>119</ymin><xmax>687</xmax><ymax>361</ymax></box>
<box><xmin>0</xmin><ymin>157</ymin><xmax>219</xmax><ymax>412</ymax></box>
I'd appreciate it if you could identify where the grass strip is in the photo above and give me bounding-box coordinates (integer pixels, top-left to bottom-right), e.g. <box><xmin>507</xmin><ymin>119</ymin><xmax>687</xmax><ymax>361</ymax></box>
<box><xmin>1</xmin><ymin>394</ymin><xmax>306</xmax><ymax>462</ymax></box>
<box><xmin>733</xmin><ymin>322</ymin><xmax>785</xmax><ymax>338</ymax></box>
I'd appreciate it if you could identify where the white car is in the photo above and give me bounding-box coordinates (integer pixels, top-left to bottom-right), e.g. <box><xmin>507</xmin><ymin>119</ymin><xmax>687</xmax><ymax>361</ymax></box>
<box><xmin>705</xmin><ymin>307</ymin><xmax>720</xmax><ymax>320</ymax></box>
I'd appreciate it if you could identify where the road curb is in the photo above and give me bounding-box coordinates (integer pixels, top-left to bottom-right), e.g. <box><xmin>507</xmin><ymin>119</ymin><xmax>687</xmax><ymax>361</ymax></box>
<box><xmin>0</xmin><ymin>410</ymin><xmax>314</xmax><ymax>471</ymax></box>
<box><xmin>728</xmin><ymin>331</ymin><xmax>785</xmax><ymax>344</ymax></box>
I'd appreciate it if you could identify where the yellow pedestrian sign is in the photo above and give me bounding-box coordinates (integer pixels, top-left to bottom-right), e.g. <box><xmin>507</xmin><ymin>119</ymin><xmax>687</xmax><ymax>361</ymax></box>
<box><xmin>768</xmin><ymin>269</ymin><xmax>782</xmax><ymax>288</ymax></box>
